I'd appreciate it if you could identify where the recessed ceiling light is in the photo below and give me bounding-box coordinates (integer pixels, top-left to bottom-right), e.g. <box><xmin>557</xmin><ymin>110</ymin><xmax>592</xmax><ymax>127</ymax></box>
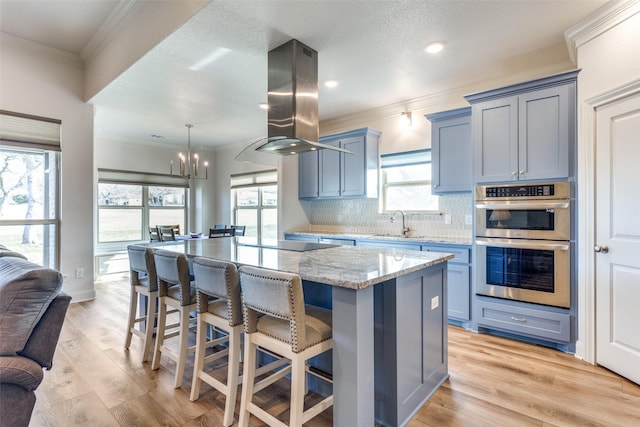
<box><xmin>324</xmin><ymin>80</ymin><xmax>339</xmax><ymax>88</ymax></box>
<box><xmin>259</xmin><ymin>103</ymin><xmax>269</xmax><ymax>110</ymax></box>
<box><xmin>424</xmin><ymin>41</ymin><xmax>445</xmax><ymax>54</ymax></box>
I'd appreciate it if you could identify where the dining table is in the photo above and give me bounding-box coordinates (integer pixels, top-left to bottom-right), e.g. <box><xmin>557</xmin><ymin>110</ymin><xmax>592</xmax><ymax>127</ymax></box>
<box><xmin>151</xmin><ymin>236</ymin><xmax>453</xmax><ymax>426</ymax></box>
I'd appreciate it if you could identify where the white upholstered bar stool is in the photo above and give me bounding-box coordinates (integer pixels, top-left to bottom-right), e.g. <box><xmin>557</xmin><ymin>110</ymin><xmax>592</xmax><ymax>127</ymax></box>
<box><xmin>238</xmin><ymin>266</ymin><xmax>333</xmax><ymax>427</ymax></box>
<box><xmin>151</xmin><ymin>249</ymin><xmax>197</xmax><ymax>388</ymax></box>
<box><xmin>124</xmin><ymin>245</ymin><xmax>158</xmax><ymax>363</ymax></box>
<box><xmin>189</xmin><ymin>257</ymin><xmax>243</xmax><ymax>426</ymax></box>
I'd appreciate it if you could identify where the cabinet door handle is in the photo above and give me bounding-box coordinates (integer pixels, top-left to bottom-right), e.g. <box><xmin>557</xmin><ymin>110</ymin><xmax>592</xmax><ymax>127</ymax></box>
<box><xmin>512</xmin><ymin>171</ymin><xmax>518</xmax><ymax>176</ymax></box>
<box><xmin>511</xmin><ymin>316</ymin><xmax>527</xmax><ymax>323</ymax></box>
<box><xmin>519</xmin><ymin>170</ymin><xmax>526</xmax><ymax>175</ymax></box>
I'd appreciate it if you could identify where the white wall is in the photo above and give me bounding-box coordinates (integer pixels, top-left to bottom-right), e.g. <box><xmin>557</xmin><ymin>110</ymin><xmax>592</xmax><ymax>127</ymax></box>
<box><xmin>568</xmin><ymin>0</ymin><xmax>640</xmax><ymax>362</ymax></box>
<box><xmin>0</xmin><ymin>35</ymin><xmax>95</xmax><ymax>301</ymax></box>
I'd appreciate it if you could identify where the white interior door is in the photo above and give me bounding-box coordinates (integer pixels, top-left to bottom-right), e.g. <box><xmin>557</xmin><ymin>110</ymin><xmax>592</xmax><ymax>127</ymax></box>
<box><xmin>595</xmin><ymin>92</ymin><xmax>640</xmax><ymax>385</ymax></box>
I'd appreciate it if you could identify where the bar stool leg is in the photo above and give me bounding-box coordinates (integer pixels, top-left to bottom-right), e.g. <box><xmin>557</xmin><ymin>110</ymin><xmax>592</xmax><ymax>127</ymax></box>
<box><xmin>124</xmin><ymin>286</ymin><xmax>137</xmax><ymax>350</ymax></box>
<box><xmin>151</xmin><ymin>297</ymin><xmax>167</xmax><ymax>370</ymax></box>
<box><xmin>142</xmin><ymin>293</ymin><xmax>156</xmax><ymax>362</ymax></box>
<box><xmin>189</xmin><ymin>314</ymin><xmax>207</xmax><ymax>401</ymax></box>
<box><xmin>224</xmin><ymin>327</ymin><xmax>242</xmax><ymax>427</ymax></box>
<box><xmin>174</xmin><ymin>307</ymin><xmax>190</xmax><ymax>388</ymax></box>
<box><xmin>289</xmin><ymin>357</ymin><xmax>305</xmax><ymax>426</ymax></box>
<box><xmin>238</xmin><ymin>337</ymin><xmax>257</xmax><ymax>427</ymax></box>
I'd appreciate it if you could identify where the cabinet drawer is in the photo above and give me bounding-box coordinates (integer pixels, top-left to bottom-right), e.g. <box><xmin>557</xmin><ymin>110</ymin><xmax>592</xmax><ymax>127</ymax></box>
<box><xmin>357</xmin><ymin>240</ymin><xmax>422</xmax><ymax>251</ymax></box>
<box><xmin>319</xmin><ymin>238</ymin><xmax>356</xmax><ymax>246</ymax></box>
<box><xmin>421</xmin><ymin>245</ymin><xmax>470</xmax><ymax>264</ymax></box>
<box><xmin>476</xmin><ymin>299</ymin><xmax>571</xmax><ymax>343</ymax></box>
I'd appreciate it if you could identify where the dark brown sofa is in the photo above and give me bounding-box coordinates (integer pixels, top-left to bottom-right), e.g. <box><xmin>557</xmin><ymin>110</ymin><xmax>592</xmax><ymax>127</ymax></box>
<box><xmin>0</xmin><ymin>245</ymin><xmax>70</xmax><ymax>427</ymax></box>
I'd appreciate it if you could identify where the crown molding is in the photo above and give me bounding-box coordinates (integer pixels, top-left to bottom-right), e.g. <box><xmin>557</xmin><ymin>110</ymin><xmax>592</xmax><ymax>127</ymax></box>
<box><xmin>80</xmin><ymin>0</ymin><xmax>142</xmax><ymax>63</ymax></box>
<box><xmin>565</xmin><ymin>0</ymin><xmax>640</xmax><ymax>64</ymax></box>
<box><xmin>0</xmin><ymin>32</ymin><xmax>84</xmax><ymax>69</ymax></box>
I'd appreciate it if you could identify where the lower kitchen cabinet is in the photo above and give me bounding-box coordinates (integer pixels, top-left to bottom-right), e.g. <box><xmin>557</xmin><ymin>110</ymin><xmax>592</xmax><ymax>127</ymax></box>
<box><xmin>475</xmin><ymin>297</ymin><xmax>572</xmax><ymax>344</ymax></box>
<box><xmin>422</xmin><ymin>244</ymin><xmax>471</xmax><ymax>322</ymax></box>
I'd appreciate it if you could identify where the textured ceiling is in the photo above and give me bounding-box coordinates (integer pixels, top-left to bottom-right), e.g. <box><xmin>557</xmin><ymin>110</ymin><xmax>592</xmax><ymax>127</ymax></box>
<box><xmin>1</xmin><ymin>0</ymin><xmax>610</xmax><ymax>150</ymax></box>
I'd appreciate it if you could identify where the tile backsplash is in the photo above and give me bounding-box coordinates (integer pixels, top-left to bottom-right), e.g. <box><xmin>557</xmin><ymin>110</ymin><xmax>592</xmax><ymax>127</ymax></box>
<box><xmin>300</xmin><ymin>193</ymin><xmax>473</xmax><ymax>240</ymax></box>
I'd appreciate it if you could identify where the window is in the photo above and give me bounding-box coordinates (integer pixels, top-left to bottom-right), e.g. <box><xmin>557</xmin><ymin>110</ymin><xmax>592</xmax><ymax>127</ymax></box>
<box><xmin>231</xmin><ymin>170</ymin><xmax>277</xmax><ymax>239</ymax></box>
<box><xmin>97</xmin><ymin>169</ymin><xmax>187</xmax><ymax>248</ymax></box>
<box><xmin>380</xmin><ymin>149</ymin><xmax>439</xmax><ymax>213</ymax></box>
<box><xmin>0</xmin><ymin>111</ymin><xmax>61</xmax><ymax>268</ymax></box>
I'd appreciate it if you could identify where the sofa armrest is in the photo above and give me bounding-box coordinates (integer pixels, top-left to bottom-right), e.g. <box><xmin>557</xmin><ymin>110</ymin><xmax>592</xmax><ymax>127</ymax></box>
<box><xmin>19</xmin><ymin>292</ymin><xmax>71</xmax><ymax>370</ymax></box>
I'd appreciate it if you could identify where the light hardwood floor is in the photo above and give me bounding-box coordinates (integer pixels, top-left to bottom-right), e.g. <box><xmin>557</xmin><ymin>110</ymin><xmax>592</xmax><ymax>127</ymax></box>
<box><xmin>31</xmin><ymin>274</ymin><xmax>640</xmax><ymax>426</ymax></box>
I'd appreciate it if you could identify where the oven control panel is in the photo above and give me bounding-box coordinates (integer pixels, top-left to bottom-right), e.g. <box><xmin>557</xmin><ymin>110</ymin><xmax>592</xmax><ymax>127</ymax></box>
<box><xmin>485</xmin><ymin>184</ymin><xmax>554</xmax><ymax>198</ymax></box>
<box><xmin>476</xmin><ymin>181</ymin><xmax>570</xmax><ymax>200</ymax></box>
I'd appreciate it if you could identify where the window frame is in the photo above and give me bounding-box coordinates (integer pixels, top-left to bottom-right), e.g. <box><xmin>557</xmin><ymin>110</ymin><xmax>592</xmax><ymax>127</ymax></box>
<box><xmin>1</xmin><ymin>110</ymin><xmax>61</xmax><ymax>269</ymax></box>
<box><xmin>380</xmin><ymin>149</ymin><xmax>440</xmax><ymax>214</ymax></box>
<box><xmin>230</xmin><ymin>170</ymin><xmax>277</xmax><ymax>239</ymax></box>
<box><xmin>96</xmin><ymin>178</ymin><xmax>187</xmax><ymax>252</ymax></box>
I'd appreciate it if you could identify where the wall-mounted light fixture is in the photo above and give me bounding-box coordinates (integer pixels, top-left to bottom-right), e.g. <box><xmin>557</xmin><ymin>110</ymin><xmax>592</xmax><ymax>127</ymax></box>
<box><xmin>400</xmin><ymin>111</ymin><xmax>413</xmax><ymax>129</ymax></box>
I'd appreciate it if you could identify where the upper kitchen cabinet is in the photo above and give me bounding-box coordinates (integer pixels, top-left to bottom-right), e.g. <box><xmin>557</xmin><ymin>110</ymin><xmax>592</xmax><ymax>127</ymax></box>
<box><xmin>299</xmin><ymin>127</ymin><xmax>381</xmax><ymax>199</ymax></box>
<box><xmin>464</xmin><ymin>70</ymin><xmax>579</xmax><ymax>183</ymax></box>
<box><xmin>425</xmin><ymin>107</ymin><xmax>472</xmax><ymax>193</ymax></box>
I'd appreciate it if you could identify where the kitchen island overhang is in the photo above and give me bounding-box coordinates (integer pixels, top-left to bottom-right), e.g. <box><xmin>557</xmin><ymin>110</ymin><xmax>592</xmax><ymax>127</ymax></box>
<box><xmin>153</xmin><ymin>238</ymin><xmax>453</xmax><ymax>426</ymax></box>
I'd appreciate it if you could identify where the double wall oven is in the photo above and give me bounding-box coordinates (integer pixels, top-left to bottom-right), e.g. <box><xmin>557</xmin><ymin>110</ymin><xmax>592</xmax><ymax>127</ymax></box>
<box><xmin>475</xmin><ymin>182</ymin><xmax>572</xmax><ymax>308</ymax></box>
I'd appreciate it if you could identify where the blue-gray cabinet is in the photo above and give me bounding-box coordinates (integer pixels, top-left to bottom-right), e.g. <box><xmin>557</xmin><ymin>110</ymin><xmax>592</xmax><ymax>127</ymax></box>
<box><xmin>422</xmin><ymin>244</ymin><xmax>471</xmax><ymax>321</ymax></box>
<box><xmin>465</xmin><ymin>70</ymin><xmax>578</xmax><ymax>183</ymax></box>
<box><xmin>425</xmin><ymin>107</ymin><xmax>472</xmax><ymax>193</ymax></box>
<box><xmin>475</xmin><ymin>297</ymin><xmax>572</xmax><ymax>344</ymax></box>
<box><xmin>299</xmin><ymin>128</ymin><xmax>380</xmax><ymax>199</ymax></box>
<box><xmin>298</xmin><ymin>149</ymin><xmax>319</xmax><ymax>198</ymax></box>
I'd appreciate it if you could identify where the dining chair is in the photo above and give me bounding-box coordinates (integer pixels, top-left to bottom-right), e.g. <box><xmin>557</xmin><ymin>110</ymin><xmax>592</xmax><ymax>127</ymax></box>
<box><xmin>238</xmin><ymin>265</ymin><xmax>333</xmax><ymax>427</ymax></box>
<box><xmin>149</xmin><ymin>226</ymin><xmax>161</xmax><ymax>242</ymax></box>
<box><xmin>125</xmin><ymin>245</ymin><xmax>158</xmax><ymax>363</ymax></box>
<box><xmin>230</xmin><ymin>225</ymin><xmax>246</xmax><ymax>236</ymax></box>
<box><xmin>158</xmin><ymin>226</ymin><xmax>176</xmax><ymax>242</ymax></box>
<box><xmin>151</xmin><ymin>249</ymin><xmax>197</xmax><ymax>388</ymax></box>
<box><xmin>209</xmin><ymin>227</ymin><xmax>235</xmax><ymax>238</ymax></box>
<box><xmin>214</xmin><ymin>224</ymin><xmax>226</xmax><ymax>229</ymax></box>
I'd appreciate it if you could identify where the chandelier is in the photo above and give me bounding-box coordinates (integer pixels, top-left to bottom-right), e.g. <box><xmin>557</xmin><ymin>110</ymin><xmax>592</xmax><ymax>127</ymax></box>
<box><xmin>170</xmin><ymin>124</ymin><xmax>208</xmax><ymax>179</ymax></box>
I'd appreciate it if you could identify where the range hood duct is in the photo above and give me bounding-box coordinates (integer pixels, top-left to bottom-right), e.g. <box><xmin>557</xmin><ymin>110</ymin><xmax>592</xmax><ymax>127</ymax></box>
<box><xmin>254</xmin><ymin>39</ymin><xmax>351</xmax><ymax>155</ymax></box>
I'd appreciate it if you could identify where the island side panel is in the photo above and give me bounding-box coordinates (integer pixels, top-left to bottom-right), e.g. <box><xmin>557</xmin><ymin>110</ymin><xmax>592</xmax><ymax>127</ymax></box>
<box><xmin>375</xmin><ymin>263</ymin><xmax>449</xmax><ymax>427</ymax></box>
<box><xmin>332</xmin><ymin>285</ymin><xmax>376</xmax><ymax>426</ymax></box>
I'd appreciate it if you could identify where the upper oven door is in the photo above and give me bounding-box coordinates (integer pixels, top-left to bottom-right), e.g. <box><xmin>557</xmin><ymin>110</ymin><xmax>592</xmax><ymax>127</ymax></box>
<box><xmin>475</xmin><ymin>199</ymin><xmax>570</xmax><ymax>240</ymax></box>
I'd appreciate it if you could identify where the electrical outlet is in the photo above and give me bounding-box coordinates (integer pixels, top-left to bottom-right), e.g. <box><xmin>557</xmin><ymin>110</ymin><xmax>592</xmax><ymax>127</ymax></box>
<box><xmin>431</xmin><ymin>295</ymin><xmax>439</xmax><ymax>310</ymax></box>
<box><xmin>75</xmin><ymin>268</ymin><xmax>84</xmax><ymax>279</ymax></box>
<box><xmin>465</xmin><ymin>214</ymin><xmax>473</xmax><ymax>225</ymax></box>
<box><xmin>444</xmin><ymin>214</ymin><xmax>452</xmax><ymax>225</ymax></box>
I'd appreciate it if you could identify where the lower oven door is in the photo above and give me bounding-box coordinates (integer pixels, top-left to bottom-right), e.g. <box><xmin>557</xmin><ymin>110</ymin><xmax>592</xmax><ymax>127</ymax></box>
<box><xmin>476</xmin><ymin>237</ymin><xmax>570</xmax><ymax>308</ymax></box>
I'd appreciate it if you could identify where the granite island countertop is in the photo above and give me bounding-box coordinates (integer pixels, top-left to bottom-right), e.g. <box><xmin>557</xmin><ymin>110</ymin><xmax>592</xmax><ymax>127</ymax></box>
<box><xmin>285</xmin><ymin>230</ymin><xmax>473</xmax><ymax>246</ymax></box>
<box><xmin>153</xmin><ymin>236</ymin><xmax>454</xmax><ymax>290</ymax></box>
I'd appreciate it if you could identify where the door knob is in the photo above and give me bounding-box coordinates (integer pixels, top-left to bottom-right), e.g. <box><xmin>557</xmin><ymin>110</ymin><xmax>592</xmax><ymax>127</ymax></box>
<box><xmin>594</xmin><ymin>245</ymin><xmax>609</xmax><ymax>253</ymax></box>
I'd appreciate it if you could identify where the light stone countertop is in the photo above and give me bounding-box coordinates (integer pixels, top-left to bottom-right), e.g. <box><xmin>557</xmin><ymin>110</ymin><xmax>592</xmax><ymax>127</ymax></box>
<box><xmin>285</xmin><ymin>230</ymin><xmax>473</xmax><ymax>246</ymax></box>
<box><xmin>153</xmin><ymin>237</ymin><xmax>454</xmax><ymax>290</ymax></box>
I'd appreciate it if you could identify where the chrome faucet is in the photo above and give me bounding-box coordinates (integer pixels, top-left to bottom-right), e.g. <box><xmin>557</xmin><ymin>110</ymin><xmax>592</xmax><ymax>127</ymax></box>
<box><xmin>390</xmin><ymin>210</ymin><xmax>410</xmax><ymax>237</ymax></box>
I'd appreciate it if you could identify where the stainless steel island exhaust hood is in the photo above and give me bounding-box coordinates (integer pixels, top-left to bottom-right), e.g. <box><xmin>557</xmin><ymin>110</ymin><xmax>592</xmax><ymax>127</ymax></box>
<box><xmin>254</xmin><ymin>39</ymin><xmax>351</xmax><ymax>155</ymax></box>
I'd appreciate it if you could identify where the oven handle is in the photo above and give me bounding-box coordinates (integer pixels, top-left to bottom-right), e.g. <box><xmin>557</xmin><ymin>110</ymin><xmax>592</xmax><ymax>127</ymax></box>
<box><xmin>475</xmin><ymin>201</ymin><xmax>570</xmax><ymax>210</ymax></box>
<box><xmin>476</xmin><ymin>238</ymin><xmax>570</xmax><ymax>251</ymax></box>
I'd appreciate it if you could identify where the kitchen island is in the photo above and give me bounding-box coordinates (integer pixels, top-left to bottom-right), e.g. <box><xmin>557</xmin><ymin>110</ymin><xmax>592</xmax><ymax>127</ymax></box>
<box><xmin>155</xmin><ymin>237</ymin><xmax>453</xmax><ymax>426</ymax></box>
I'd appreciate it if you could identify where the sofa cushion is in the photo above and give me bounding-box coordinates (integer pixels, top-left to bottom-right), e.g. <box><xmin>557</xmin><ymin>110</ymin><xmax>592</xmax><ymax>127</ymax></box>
<box><xmin>0</xmin><ymin>355</ymin><xmax>44</xmax><ymax>391</ymax></box>
<box><xmin>0</xmin><ymin>257</ymin><xmax>63</xmax><ymax>356</ymax></box>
